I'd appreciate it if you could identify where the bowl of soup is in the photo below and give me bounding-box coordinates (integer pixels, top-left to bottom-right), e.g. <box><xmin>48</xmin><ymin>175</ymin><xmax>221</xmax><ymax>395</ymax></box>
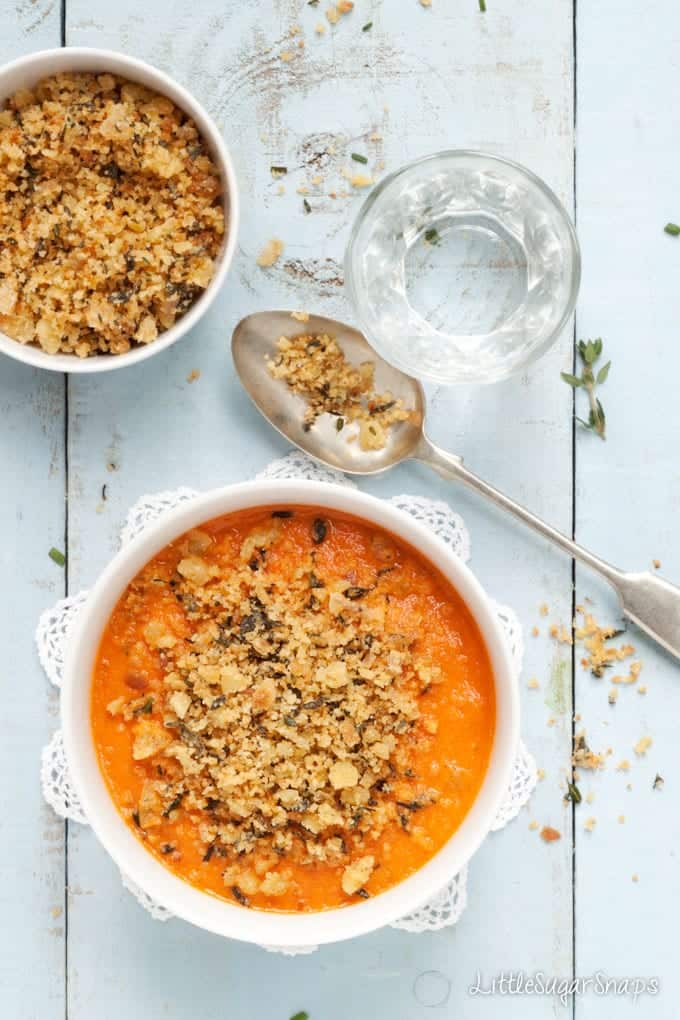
<box><xmin>62</xmin><ymin>480</ymin><xmax>519</xmax><ymax>947</ymax></box>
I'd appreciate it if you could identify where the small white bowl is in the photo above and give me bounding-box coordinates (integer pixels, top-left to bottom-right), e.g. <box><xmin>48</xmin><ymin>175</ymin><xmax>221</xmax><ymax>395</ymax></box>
<box><xmin>62</xmin><ymin>480</ymin><xmax>519</xmax><ymax>947</ymax></box>
<box><xmin>0</xmin><ymin>48</ymin><xmax>239</xmax><ymax>373</ymax></box>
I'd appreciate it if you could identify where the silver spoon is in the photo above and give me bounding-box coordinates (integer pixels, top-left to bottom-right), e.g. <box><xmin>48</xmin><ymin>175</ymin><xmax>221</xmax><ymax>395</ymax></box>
<box><xmin>232</xmin><ymin>310</ymin><xmax>680</xmax><ymax>661</ymax></box>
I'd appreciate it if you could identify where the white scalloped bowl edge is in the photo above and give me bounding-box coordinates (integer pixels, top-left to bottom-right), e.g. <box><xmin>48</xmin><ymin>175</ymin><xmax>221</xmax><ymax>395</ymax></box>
<box><xmin>0</xmin><ymin>47</ymin><xmax>239</xmax><ymax>373</ymax></box>
<box><xmin>62</xmin><ymin>480</ymin><xmax>519</xmax><ymax>946</ymax></box>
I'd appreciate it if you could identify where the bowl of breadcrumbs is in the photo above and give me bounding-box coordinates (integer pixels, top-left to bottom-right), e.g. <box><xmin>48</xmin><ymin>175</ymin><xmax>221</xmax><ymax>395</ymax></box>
<box><xmin>0</xmin><ymin>48</ymin><xmax>239</xmax><ymax>372</ymax></box>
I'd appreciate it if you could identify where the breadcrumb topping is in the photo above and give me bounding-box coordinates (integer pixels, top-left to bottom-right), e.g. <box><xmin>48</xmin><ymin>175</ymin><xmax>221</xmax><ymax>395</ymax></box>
<box><xmin>266</xmin><ymin>331</ymin><xmax>416</xmax><ymax>450</ymax></box>
<box><xmin>0</xmin><ymin>73</ymin><xmax>224</xmax><ymax>357</ymax></box>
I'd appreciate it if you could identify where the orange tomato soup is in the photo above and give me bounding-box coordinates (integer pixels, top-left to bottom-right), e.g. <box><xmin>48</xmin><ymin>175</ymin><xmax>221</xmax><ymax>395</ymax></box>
<box><xmin>92</xmin><ymin>506</ymin><xmax>495</xmax><ymax>912</ymax></box>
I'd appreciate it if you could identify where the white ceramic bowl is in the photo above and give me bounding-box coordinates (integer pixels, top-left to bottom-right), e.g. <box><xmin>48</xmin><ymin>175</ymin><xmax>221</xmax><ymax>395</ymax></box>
<box><xmin>62</xmin><ymin>480</ymin><xmax>519</xmax><ymax>947</ymax></box>
<box><xmin>0</xmin><ymin>47</ymin><xmax>239</xmax><ymax>373</ymax></box>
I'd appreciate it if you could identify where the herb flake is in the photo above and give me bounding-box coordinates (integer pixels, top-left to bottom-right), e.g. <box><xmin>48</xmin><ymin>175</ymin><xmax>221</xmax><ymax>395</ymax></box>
<box><xmin>362</xmin><ymin>21</ymin><xmax>373</xmax><ymax>31</ymax></box>
<box><xmin>566</xmin><ymin>781</ymin><xmax>582</xmax><ymax>804</ymax></box>
<box><xmin>351</xmin><ymin>152</ymin><xmax>368</xmax><ymax>164</ymax></box>
<box><xmin>49</xmin><ymin>546</ymin><xmax>66</xmax><ymax>566</ymax></box>
<box><xmin>664</xmin><ymin>222</ymin><xmax>680</xmax><ymax>236</ymax></box>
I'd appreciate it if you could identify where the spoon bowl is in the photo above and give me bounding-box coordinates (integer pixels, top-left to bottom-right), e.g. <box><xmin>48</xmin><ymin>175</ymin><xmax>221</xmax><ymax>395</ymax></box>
<box><xmin>232</xmin><ymin>311</ymin><xmax>425</xmax><ymax>475</ymax></box>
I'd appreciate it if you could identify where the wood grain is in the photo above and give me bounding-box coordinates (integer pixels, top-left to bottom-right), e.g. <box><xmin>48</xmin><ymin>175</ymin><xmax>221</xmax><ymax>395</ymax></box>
<box><xmin>0</xmin><ymin>6</ymin><xmax>66</xmax><ymax>1019</ymax></box>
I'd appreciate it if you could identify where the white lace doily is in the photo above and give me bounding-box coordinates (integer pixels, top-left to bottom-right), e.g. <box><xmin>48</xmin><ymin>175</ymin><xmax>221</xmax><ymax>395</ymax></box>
<box><xmin>37</xmin><ymin>451</ymin><xmax>537</xmax><ymax>949</ymax></box>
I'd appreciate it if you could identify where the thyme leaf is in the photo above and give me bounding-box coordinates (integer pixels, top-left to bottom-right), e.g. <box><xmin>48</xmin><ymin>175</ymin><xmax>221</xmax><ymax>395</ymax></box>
<box><xmin>566</xmin><ymin>781</ymin><xmax>582</xmax><ymax>804</ymax></box>
<box><xmin>49</xmin><ymin>547</ymin><xmax>66</xmax><ymax>566</ymax></box>
<box><xmin>562</xmin><ymin>338</ymin><xmax>610</xmax><ymax>440</ymax></box>
<box><xmin>664</xmin><ymin>222</ymin><xmax>680</xmax><ymax>236</ymax></box>
<box><xmin>351</xmin><ymin>152</ymin><xmax>368</xmax><ymax>164</ymax></box>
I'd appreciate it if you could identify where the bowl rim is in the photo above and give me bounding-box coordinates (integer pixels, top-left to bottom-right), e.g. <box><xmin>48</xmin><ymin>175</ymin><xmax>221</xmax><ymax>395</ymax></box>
<box><xmin>0</xmin><ymin>46</ymin><xmax>239</xmax><ymax>374</ymax></box>
<box><xmin>62</xmin><ymin>479</ymin><xmax>519</xmax><ymax>946</ymax></box>
<box><xmin>344</xmin><ymin>148</ymin><xmax>581</xmax><ymax>385</ymax></box>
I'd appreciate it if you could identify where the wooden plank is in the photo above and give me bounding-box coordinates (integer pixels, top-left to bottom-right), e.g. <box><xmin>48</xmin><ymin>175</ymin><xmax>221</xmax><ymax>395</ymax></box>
<box><xmin>64</xmin><ymin>2</ymin><xmax>575</xmax><ymax>1017</ymax></box>
<box><xmin>575</xmin><ymin>4</ymin><xmax>680</xmax><ymax>1018</ymax></box>
<box><xmin>0</xmin><ymin>5</ymin><xmax>65</xmax><ymax>1019</ymax></box>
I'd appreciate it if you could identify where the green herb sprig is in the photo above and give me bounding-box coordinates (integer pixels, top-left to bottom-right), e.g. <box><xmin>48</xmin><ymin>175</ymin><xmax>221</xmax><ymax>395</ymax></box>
<box><xmin>664</xmin><ymin>222</ymin><xmax>680</xmax><ymax>236</ymax></box>
<box><xmin>290</xmin><ymin>1013</ymin><xmax>309</xmax><ymax>1020</ymax></box>
<box><xmin>479</xmin><ymin>0</ymin><xmax>487</xmax><ymax>10</ymax></box>
<box><xmin>561</xmin><ymin>338</ymin><xmax>610</xmax><ymax>440</ymax></box>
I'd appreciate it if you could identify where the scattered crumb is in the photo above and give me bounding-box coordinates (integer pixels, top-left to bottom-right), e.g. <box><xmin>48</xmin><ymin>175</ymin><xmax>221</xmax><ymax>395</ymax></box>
<box><xmin>528</xmin><ymin>820</ymin><xmax>539</xmax><ymax>831</ymax></box>
<box><xmin>526</xmin><ymin>677</ymin><xmax>539</xmax><ymax>690</ymax></box>
<box><xmin>583</xmin><ymin>816</ymin><xmax>597</xmax><ymax>832</ymax></box>
<box><xmin>653</xmin><ymin>773</ymin><xmax>664</xmax><ymax>791</ymax></box>
<box><xmin>585</xmin><ymin>791</ymin><xmax>594</xmax><ymax>805</ymax></box>
<box><xmin>280</xmin><ymin>50</ymin><xmax>294</xmax><ymax>62</ymax></box>
<box><xmin>539</xmin><ymin>603</ymin><xmax>549</xmax><ymax>617</ymax></box>
<box><xmin>632</xmin><ymin>873</ymin><xmax>639</xmax><ymax>883</ymax></box>
<box><xmin>612</xmin><ymin>661</ymin><xmax>642</xmax><ymax>686</ymax></box>
<box><xmin>540</xmin><ymin>826</ymin><xmax>561</xmax><ymax>843</ymax></box>
<box><xmin>637</xmin><ymin>684</ymin><xmax>647</xmax><ymax>695</ymax></box>
<box><xmin>50</xmin><ymin>906</ymin><xmax>63</xmax><ymax>919</ymax></box>
<box><xmin>573</xmin><ymin>731</ymin><xmax>605</xmax><ymax>771</ymax></box>
<box><xmin>531</xmin><ymin>626</ymin><xmax>539</xmax><ymax>638</ymax></box>
<box><xmin>547</xmin><ymin>717</ymin><xmax>555</xmax><ymax>727</ymax></box>
<box><xmin>297</xmin><ymin>185</ymin><xmax>309</xmax><ymax>195</ymax></box>
<box><xmin>257</xmin><ymin>239</ymin><xmax>284</xmax><ymax>268</ymax></box>
<box><xmin>653</xmin><ymin>559</ymin><xmax>661</xmax><ymax>570</ymax></box>
<box><xmin>277</xmin><ymin>184</ymin><xmax>285</xmax><ymax>195</ymax></box>
<box><xmin>633</xmin><ymin>736</ymin><xmax>653</xmax><ymax>757</ymax></box>
<box><xmin>186</xmin><ymin>369</ymin><xmax>200</xmax><ymax>384</ymax></box>
<box><xmin>326</xmin><ymin>6</ymin><xmax>340</xmax><ymax>24</ymax></box>
<box><xmin>310</xmin><ymin>175</ymin><xmax>323</xmax><ymax>186</ymax></box>
<box><xmin>616</xmin><ymin>759</ymin><xmax>630</xmax><ymax>772</ymax></box>
<box><xmin>626</xmin><ymin>783</ymin><xmax>633</xmax><ymax>791</ymax></box>
<box><xmin>549</xmin><ymin>623</ymin><xmax>572</xmax><ymax>645</ymax></box>
<box><xmin>574</xmin><ymin>713</ymin><xmax>582</xmax><ymax>722</ymax></box>
<box><xmin>315</xmin><ymin>21</ymin><xmax>326</xmax><ymax>34</ymax></box>
<box><xmin>575</xmin><ymin>608</ymin><xmax>635</xmax><ymax>679</ymax></box>
<box><xmin>290</xmin><ymin>311</ymin><xmax>310</xmax><ymax>323</ymax></box>
<box><xmin>537</xmin><ymin>768</ymin><xmax>546</xmax><ymax>781</ymax></box>
<box><xmin>343</xmin><ymin>169</ymin><xmax>373</xmax><ymax>188</ymax></box>
<box><xmin>617</xmin><ymin>815</ymin><xmax>625</xmax><ymax>824</ymax></box>
<box><xmin>608</xmin><ymin>688</ymin><xmax>618</xmax><ymax>705</ymax></box>
<box><xmin>419</xmin><ymin>0</ymin><xmax>432</xmax><ymax>6</ymax></box>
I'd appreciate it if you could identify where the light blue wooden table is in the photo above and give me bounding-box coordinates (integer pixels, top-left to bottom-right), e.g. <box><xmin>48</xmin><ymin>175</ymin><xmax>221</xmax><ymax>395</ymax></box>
<box><xmin>2</xmin><ymin>1</ymin><xmax>678</xmax><ymax>1017</ymax></box>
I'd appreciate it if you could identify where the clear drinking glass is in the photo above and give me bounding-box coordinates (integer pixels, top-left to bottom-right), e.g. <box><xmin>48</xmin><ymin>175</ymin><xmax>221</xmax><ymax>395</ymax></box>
<box><xmin>345</xmin><ymin>151</ymin><xmax>580</xmax><ymax>385</ymax></box>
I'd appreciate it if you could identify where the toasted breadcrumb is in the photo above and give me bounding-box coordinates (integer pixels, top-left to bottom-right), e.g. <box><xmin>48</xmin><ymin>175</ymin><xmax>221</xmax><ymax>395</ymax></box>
<box><xmin>290</xmin><ymin>310</ymin><xmax>310</xmax><ymax>322</ymax></box>
<box><xmin>608</xmin><ymin>688</ymin><xmax>618</xmax><ymax>705</ymax></box>
<box><xmin>537</xmin><ymin>768</ymin><xmax>546</xmax><ymax>781</ymax></box>
<box><xmin>585</xmin><ymin>791</ymin><xmax>594</xmax><ymax>805</ymax></box>
<box><xmin>0</xmin><ymin>73</ymin><xmax>225</xmax><ymax>357</ymax></box>
<box><xmin>343</xmin><ymin>169</ymin><xmax>374</xmax><ymax>188</ymax></box>
<box><xmin>186</xmin><ymin>369</ymin><xmax>201</xmax><ymax>384</ymax></box>
<box><xmin>637</xmin><ymin>684</ymin><xmax>647</xmax><ymax>695</ymax></box>
<box><xmin>531</xmin><ymin>626</ymin><xmax>540</xmax><ymax>637</ymax></box>
<box><xmin>267</xmin><ymin>332</ymin><xmax>416</xmax><ymax>451</ymax></box>
<box><xmin>280</xmin><ymin>50</ymin><xmax>294</xmax><ymax>62</ymax></box>
<box><xmin>315</xmin><ymin>21</ymin><xmax>326</xmax><ymax>34</ymax></box>
<box><xmin>632</xmin><ymin>873</ymin><xmax>639</xmax><ymax>883</ymax></box>
<box><xmin>526</xmin><ymin>677</ymin><xmax>539</xmax><ymax>690</ymax></box>
<box><xmin>618</xmin><ymin>815</ymin><xmax>625</xmax><ymax>824</ymax></box>
<box><xmin>573</xmin><ymin>731</ymin><xmax>605</xmax><ymax>771</ymax></box>
<box><xmin>583</xmin><ymin>816</ymin><xmax>597</xmax><ymax>832</ymax></box>
<box><xmin>539</xmin><ymin>603</ymin><xmax>549</xmax><ymax>617</ymax></box>
<box><xmin>257</xmin><ymin>238</ymin><xmax>284</xmax><ymax>268</ymax></box>
<box><xmin>540</xmin><ymin>826</ymin><xmax>561</xmax><ymax>843</ymax></box>
<box><xmin>616</xmin><ymin>759</ymin><xmax>630</xmax><ymax>772</ymax></box>
<box><xmin>633</xmin><ymin>736</ymin><xmax>653</xmax><ymax>756</ymax></box>
<box><xmin>528</xmin><ymin>820</ymin><xmax>539</xmax><ymax>831</ymax></box>
<box><xmin>653</xmin><ymin>559</ymin><xmax>661</xmax><ymax>570</ymax></box>
<box><xmin>549</xmin><ymin>624</ymin><xmax>573</xmax><ymax>645</ymax></box>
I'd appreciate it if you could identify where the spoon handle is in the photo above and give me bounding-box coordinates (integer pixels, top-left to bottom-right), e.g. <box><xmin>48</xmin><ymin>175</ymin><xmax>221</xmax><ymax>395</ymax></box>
<box><xmin>418</xmin><ymin>437</ymin><xmax>680</xmax><ymax>660</ymax></box>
